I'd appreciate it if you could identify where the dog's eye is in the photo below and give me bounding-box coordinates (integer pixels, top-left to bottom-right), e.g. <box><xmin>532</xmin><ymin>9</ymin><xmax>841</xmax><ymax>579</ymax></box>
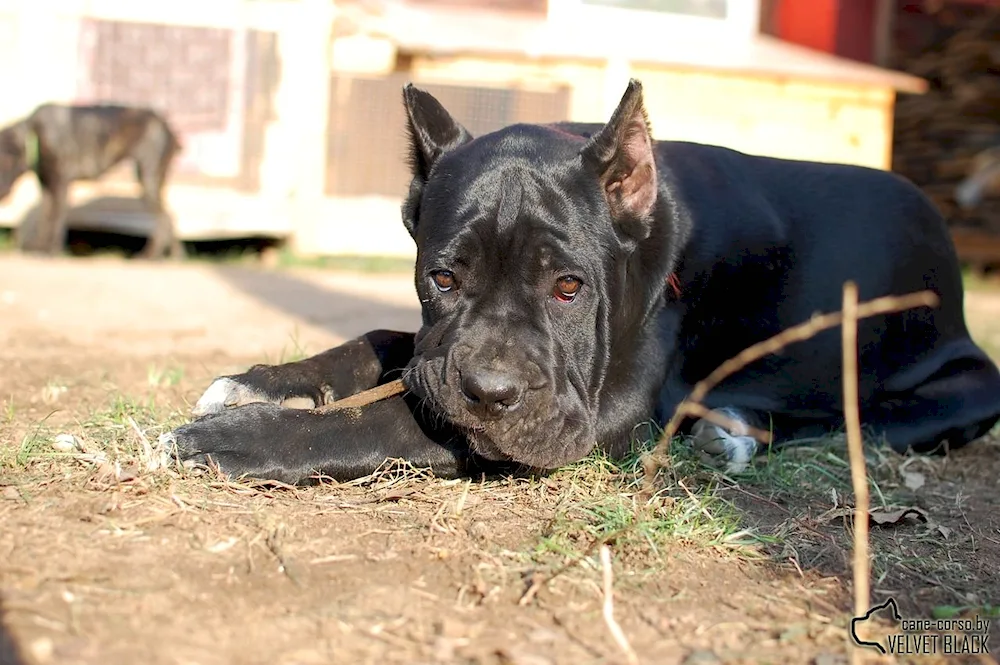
<box><xmin>553</xmin><ymin>276</ymin><xmax>582</xmax><ymax>302</ymax></box>
<box><xmin>431</xmin><ymin>270</ymin><xmax>456</xmax><ymax>293</ymax></box>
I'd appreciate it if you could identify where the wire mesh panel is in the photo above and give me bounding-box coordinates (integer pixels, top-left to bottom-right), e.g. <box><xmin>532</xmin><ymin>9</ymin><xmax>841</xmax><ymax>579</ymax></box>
<box><xmin>75</xmin><ymin>18</ymin><xmax>281</xmax><ymax>192</ymax></box>
<box><xmin>325</xmin><ymin>74</ymin><xmax>572</xmax><ymax>197</ymax></box>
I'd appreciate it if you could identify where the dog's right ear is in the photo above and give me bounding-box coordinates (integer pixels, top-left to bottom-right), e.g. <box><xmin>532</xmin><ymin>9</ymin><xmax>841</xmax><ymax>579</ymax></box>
<box><xmin>402</xmin><ymin>84</ymin><xmax>472</xmax><ymax>182</ymax></box>
<box><xmin>580</xmin><ymin>79</ymin><xmax>657</xmax><ymax>243</ymax></box>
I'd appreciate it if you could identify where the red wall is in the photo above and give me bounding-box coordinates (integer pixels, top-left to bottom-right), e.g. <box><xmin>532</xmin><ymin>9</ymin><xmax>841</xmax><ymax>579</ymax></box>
<box><xmin>776</xmin><ymin>0</ymin><xmax>840</xmax><ymax>53</ymax></box>
<box><xmin>774</xmin><ymin>0</ymin><xmax>877</xmax><ymax>63</ymax></box>
<box><xmin>775</xmin><ymin>0</ymin><xmax>1000</xmax><ymax>64</ymax></box>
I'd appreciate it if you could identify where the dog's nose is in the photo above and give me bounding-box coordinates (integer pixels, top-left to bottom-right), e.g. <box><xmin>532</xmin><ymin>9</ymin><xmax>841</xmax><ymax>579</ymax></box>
<box><xmin>461</xmin><ymin>370</ymin><xmax>523</xmax><ymax>413</ymax></box>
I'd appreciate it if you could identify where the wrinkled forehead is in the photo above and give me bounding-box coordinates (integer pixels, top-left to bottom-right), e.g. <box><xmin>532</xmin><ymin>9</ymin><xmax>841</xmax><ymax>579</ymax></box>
<box><xmin>420</xmin><ymin>168</ymin><xmax>599</xmax><ymax>272</ymax></box>
<box><xmin>417</xmin><ymin>129</ymin><xmax>607</xmax><ymax>268</ymax></box>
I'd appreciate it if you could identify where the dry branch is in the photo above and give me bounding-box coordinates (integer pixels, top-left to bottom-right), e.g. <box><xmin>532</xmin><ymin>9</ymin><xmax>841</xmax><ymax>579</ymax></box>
<box><xmin>643</xmin><ymin>289</ymin><xmax>940</xmax><ymax>480</ymax></box>
<box><xmin>842</xmin><ymin>283</ymin><xmax>871</xmax><ymax>665</ymax></box>
<box><xmin>314</xmin><ymin>379</ymin><xmax>406</xmax><ymax>413</ymax></box>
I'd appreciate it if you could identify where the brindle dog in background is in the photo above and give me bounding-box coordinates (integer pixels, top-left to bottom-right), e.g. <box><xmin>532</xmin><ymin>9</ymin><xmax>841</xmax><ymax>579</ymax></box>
<box><xmin>0</xmin><ymin>103</ymin><xmax>182</xmax><ymax>259</ymax></box>
<box><xmin>166</xmin><ymin>80</ymin><xmax>1000</xmax><ymax>484</ymax></box>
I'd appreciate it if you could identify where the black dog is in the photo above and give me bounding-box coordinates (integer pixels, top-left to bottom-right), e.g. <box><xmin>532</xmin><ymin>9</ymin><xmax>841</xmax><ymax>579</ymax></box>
<box><xmin>0</xmin><ymin>103</ymin><xmax>182</xmax><ymax>258</ymax></box>
<box><xmin>165</xmin><ymin>80</ymin><xmax>1000</xmax><ymax>484</ymax></box>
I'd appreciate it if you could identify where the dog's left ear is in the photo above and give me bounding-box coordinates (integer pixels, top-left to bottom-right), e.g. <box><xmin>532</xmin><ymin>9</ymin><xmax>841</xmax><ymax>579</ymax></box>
<box><xmin>581</xmin><ymin>79</ymin><xmax>657</xmax><ymax>239</ymax></box>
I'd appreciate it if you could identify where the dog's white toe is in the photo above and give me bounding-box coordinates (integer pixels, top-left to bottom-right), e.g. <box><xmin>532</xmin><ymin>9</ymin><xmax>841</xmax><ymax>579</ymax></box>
<box><xmin>719</xmin><ymin>434</ymin><xmax>758</xmax><ymax>474</ymax></box>
<box><xmin>158</xmin><ymin>432</ymin><xmax>177</xmax><ymax>454</ymax></box>
<box><xmin>690</xmin><ymin>408</ymin><xmax>760</xmax><ymax>474</ymax></box>
<box><xmin>153</xmin><ymin>432</ymin><xmax>180</xmax><ymax>471</ymax></box>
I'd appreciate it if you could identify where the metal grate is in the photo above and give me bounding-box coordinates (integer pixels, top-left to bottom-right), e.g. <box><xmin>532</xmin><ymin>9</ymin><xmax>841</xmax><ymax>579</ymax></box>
<box><xmin>325</xmin><ymin>74</ymin><xmax>572</xmax><ymax>197</ymax></box>
<box><xmin>75</xmin><ymin>18</ymin><xmax>281</xmax><ymax>191</ymax></box>
<box><xmin>78</xmin><ymin>19</ymin><xmax>232</xmax><ymax>134</ymax></box>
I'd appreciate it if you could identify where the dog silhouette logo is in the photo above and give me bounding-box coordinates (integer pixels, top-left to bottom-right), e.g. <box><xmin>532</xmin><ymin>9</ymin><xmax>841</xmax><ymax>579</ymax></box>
<box><xmin>851</xmin><ymin>598</ymin><xmax>902</xmax><ymax>653</ymax></box>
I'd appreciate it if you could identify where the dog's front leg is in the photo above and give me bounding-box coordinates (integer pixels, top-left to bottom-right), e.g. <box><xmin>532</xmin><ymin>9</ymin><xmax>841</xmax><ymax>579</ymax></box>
<box><xmin>192</xmin><ymin>330</ymin><xmax>415</xmax><ymax>416</ymax></box>
<box><xmin>21</xmin><ymin>182</ymin><xmax>68</xmax><ymax>255</ymax></box>
<box><xmin>166</xmin><ymin>394</ymin><xmax>478</xmax><ymax>483</ymax></box>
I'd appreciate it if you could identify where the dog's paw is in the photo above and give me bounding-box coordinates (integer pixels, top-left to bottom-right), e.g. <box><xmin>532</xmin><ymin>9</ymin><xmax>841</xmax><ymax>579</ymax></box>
<box><xmin>192</xmin><ymin>376</ymin><xmax>318</xmax><ymax>417</ymax></box>
<box><xmin>690</xmin><ymin>408</ymin><xmax>761</xmax><ymax>474</ymax></box>
<box><xmin>168</xmin><ymin>403</ymin><xmax>277</xmax><ymax>478</ymax></box>
<box><xmin>167</xmin><ymin>403</ymin><xmax>323</xmax><ymax>484</ymax></box>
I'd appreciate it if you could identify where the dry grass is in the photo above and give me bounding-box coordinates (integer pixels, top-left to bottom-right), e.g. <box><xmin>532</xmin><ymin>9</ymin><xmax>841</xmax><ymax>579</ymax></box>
<box><xmin>2</xmin><ymin>283</ymin><xmax>998</xmax><ymax>664</ymax></box>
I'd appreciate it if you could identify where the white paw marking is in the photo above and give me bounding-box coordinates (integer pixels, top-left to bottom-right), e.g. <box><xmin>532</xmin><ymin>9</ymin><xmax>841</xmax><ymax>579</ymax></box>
<box><xmin>191</xmin><ymin>377</ymin><xmax>318</xmax><ymax>417</ymax></box>
<box><xmin>690</xmin><ymin>408</ymin><xmax>760</xmax><ymax>474</ymax></box>
<box><xmin>192</xmin><ymin>378</ymin><xmax>238</xmax><ymax>416</ymax></box>
<box><xmin>192</xmin><ymin>377</ymin><xmax>271</xmax><ymax>417</ymax></box>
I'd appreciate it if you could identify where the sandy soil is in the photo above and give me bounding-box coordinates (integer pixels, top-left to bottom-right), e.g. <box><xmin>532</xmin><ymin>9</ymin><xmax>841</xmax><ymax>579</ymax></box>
<box><xmin>0</xmin><ymin>254</ymin><xmax>998</xmax><ymax>665</ymax></box>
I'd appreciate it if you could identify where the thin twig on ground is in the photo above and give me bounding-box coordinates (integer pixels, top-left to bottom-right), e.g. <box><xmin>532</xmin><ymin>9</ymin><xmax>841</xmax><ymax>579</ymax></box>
<box><xmin>314</xmin><ymin>379</ymin><xmax>406</xmax><ymax>413</ymax></box>
<box><xmin>642</xmin><ymin>289</ymin><xmax>939</xmax><ymax>482</ymax></box>
<box><xmin>842</xmin><ymin>282</ymin><xmax>871</xmax><ymax>665</ymax></box>
<box><xmin>518</xmin><ymin>526</ymin><xmax>634</xmax><ymax>606</ymax></box>
<box><xmin>600</xmin><ymin>544</ymin><xmax>639</xmax><ymax>665</ymax></box>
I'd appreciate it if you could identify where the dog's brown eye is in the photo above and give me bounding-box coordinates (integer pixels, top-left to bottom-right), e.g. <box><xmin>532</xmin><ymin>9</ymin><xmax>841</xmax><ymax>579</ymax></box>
<box><xmin>432</xmin><ymin>270</ymin><xmax>456</xmax><ymax>292</ymax></box>
<box><xmin>553</xmin><ymin>276</ymin><xmax>582</xmax><ymax>302</ymax></box>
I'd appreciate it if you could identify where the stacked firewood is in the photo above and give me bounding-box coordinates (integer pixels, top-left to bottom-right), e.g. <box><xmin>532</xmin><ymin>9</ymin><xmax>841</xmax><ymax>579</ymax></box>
<box><xmin>890</xmin><ymin>2</ymin><xmax>1000</xmax><ymax>233</ymax></box>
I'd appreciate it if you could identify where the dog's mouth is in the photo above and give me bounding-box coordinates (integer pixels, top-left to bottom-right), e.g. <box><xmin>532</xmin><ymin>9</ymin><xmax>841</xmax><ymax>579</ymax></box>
<box><xmin>404</xmin><ymin>353</ymin><xmax>597</xmax><ymax>469</ymax></box>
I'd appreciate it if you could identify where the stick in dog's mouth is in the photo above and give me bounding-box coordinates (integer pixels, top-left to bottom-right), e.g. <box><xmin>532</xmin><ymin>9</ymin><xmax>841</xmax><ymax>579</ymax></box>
<box><xmin>313</xmin><ymin>379</ymin><xmax>406</xmax><ymax>413</ymax></box>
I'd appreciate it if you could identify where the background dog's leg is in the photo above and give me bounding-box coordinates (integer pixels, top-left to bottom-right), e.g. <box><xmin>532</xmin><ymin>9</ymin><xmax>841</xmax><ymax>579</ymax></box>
<box><xmin>192</xmin><ymin>330</ymin><xmax>416</xmax><ymax>417</ymax></box>
<box><xmin>689</xmin><ymin>406</ymin><xmax>765</xmax><ymax>474</ymax></box>
<box><xmin>46</xmin><ymin>184</ymin><xmax>69</xmax><ymax>256</ymax></box>
<box><xmin>136</xmin><ymin>156</ymin><xmax>182</xmax><ymax>260</ymax></box>
<box><xmin>27</xmin><ymin>182</ymin><xmax>68</xmax><ymax>256</ymax></box>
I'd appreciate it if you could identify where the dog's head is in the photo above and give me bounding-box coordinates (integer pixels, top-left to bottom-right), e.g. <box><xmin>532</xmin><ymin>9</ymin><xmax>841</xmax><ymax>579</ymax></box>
<box><xmin>0</xmin><ymin>121</ymin><xmax>31</xmax><ymax>201</ymax></box>
<box><xmin>400</xmin><ymin>80</ymin><xmax>668</xmax><ymax>469</ymax></box>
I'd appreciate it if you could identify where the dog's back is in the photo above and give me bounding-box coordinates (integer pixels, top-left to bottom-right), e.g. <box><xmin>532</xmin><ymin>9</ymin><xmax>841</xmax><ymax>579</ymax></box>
<box><xmin>28</xmin><ymin>103</ymin><xmax>180</xmax><ymax>181</ymax></box>
<box><xmin>649</xmin><ymin>140</ymin><xmax>1000</xmax><ymax>452</ymax></box>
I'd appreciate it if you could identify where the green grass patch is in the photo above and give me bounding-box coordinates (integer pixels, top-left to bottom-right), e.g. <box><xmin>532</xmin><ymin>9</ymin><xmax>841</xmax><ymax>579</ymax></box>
<box><xmin>521</xmin><ymin>422</ymin><xmax>925</xmax><ymax>588</ymax></box>
<box><xmin>78</xmin><ymin>394</ymin><xmax>186</xmax><ymax>459</ymax></box>
<box><xmin>2</xmin><ymin>394</ymin><xmax>187</xmax><ymax>477</ymax></box>
<box><xmin>734</xmin><ymin>432</ymin><xmax>898</xmax><ymax>507</ymax></box>
<box><xmin>184</xmin><ymin>243</ymin><xmax>416</xmax><ymax>274</ymax></box>
<box><xmin>0</xmin><ymin>411</ymin><xmax>59</xmax><ymax>471</ymax></box>
<box><xmin>961</xmin><ymin>266</ymin><xmax>1000</xmax><ymax>293</ymax></box>
<box><xmin>276</xmin><ymin>251</ymin><xmax>415</xmax><ymax>274</ymax></box>
<box><xmin>525</xmin><ymin>430</ymin><xmax>778</xmax><ymax>577</ymax></box>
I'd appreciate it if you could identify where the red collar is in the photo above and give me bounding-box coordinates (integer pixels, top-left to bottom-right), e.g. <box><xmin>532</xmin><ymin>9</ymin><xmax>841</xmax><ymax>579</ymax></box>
<box><xmin>666</xmin><ymin>273</ymin><xmax>682</xmax><ymax>298</ymax></box>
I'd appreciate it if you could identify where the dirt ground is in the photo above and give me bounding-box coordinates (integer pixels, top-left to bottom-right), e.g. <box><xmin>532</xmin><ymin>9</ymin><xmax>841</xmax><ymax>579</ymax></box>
<box><xmin>1</xmin><ymin>254</ymin><xmax>999</xmax><ymax>665</ymax></box>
